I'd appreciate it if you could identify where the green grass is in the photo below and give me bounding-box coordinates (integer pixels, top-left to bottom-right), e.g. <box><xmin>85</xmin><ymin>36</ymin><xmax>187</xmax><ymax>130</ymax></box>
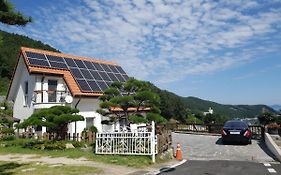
<box><xmin>0</xmin><ymin>140</ymin><xmax>153</xmax><ymax>168</ymax></box>
<box><xmin>0</xmin><ymin>161</ymin><xmax>102</xmax><ymax>175</ymax></box>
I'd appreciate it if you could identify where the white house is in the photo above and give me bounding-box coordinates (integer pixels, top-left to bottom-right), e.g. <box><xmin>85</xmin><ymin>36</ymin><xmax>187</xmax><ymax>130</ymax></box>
<box><xmin>6</xmin><ymin>47</ymin><xmax>143</xmax><ymax>135</ymax></box>
<box><xmin>203</xmin><ymin>107</ymin><xmax>214</xmax><ymax>115</ymax></box>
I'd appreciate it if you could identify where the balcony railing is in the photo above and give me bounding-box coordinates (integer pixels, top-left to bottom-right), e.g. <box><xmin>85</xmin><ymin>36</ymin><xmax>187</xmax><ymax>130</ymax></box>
<box><xmin>32</xmin><ymin>90</ymin><xmax>71</xmax><ymax>104</ymax></box>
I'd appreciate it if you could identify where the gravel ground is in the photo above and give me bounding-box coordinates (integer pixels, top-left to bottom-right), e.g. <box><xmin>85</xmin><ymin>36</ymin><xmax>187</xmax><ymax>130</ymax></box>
<box><xmin>172</xmin><ymin>132</ymin><xmax>276</xmax><ymax>163</ymax></box>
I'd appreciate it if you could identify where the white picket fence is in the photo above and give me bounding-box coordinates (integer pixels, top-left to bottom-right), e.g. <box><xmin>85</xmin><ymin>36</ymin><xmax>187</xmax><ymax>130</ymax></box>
<box><xmin>95</xmin><ymin>121</ymin><xmax>157</xmax><ymax>162</ymax></box>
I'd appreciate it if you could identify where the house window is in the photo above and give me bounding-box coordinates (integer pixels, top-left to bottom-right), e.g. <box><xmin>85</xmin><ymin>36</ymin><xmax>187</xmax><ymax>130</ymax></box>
<box><xmin>48</xmin><ymin>80</ymin><xmax>57</xmax><ymax>102</ymax></box>
<box><xmin>23</xmin><ymin>81</ymin><xmax>28</xmax><ymax>106</ymax></box>
<box><xmin>86</xmin><ymin>117</ymin><xmax>95</xmax><ymax>128</ymax></box>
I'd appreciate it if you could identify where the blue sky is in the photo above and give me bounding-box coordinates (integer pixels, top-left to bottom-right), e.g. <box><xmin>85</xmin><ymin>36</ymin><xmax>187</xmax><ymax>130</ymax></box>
<box><xmin>1</xmin><ymin>0</ymin><xmax>281</xmax><ymax>105</ymax></box>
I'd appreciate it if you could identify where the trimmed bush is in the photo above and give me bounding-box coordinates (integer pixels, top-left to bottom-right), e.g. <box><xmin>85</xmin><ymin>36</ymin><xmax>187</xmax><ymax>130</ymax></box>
<box><xmin>129</xmin><ymin>115</ymin><xmax>148</xmax><ymax>124</ymax></box>
<box><xmin>0</xmin><ymin>135</ymin><xmax>15</xmax><ymax>141</ymax></box>
<box><xmin>88</xmin><ymin>126</ymin><xmax>98</xmax><ymax>133</ymax></box>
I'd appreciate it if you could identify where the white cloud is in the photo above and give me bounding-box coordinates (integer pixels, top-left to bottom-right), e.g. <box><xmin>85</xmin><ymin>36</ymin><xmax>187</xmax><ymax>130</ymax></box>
<box><xmin>3</xmin><ymin>0</ymin><xmax>281</xmax><ymax>85</ymax></box>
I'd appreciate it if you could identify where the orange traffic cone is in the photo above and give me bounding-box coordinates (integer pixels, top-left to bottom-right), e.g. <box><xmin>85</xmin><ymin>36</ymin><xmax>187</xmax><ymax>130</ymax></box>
<box><xmin>175</xmin><ymin>143</ymin><xmax>183</xmax><ymax>161</ymax></box>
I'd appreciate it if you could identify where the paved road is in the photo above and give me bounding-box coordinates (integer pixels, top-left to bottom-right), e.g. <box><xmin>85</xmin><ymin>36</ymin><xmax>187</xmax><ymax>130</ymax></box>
<box><xmin>159</xmin><ymin>160</ymin><xmax>281</xmax><ymax>175</ymax></box>
<box><xmin>172</xmin><ymin>132</ymin><xmax>276</xmax><ymax>162</ymax></box>
<box><xmin>163</xmin><ymin>133</ymin><xmax>280</xmax><ymax>175</ymax></box>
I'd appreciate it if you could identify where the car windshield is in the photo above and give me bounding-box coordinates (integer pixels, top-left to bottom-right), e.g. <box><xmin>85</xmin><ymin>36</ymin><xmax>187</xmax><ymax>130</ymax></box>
<box><xmin>224</xmin><ymin>121</ymin><xmax>248</xmax><ymax>128</ymax></box>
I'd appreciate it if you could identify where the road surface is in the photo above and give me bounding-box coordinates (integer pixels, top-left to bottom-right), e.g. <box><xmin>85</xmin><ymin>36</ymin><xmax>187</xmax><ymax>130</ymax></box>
<box><xmin>161</xmin><ymin>133</ymin><xmax>280</xmax><ymax>174</ymax></box>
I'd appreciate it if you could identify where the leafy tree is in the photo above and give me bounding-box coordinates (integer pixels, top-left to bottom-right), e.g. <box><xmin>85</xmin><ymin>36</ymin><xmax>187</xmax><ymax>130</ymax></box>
<box><xmin>203</xmin><ymin>113</ymin><xmax>217</xmax><ymax>124</ymax></box>
<box><xmin>186</xmin><ymin>114</ymin><xmax>203</xmax><ymax>124</ymax></box>
<box><xmin>150</xmin><ymin>87</ymin><xmax>187</xmax><ymax>122</ymax></box>
<box><xmin>97</xmin><ymin>78</ymin><xmax>166</xmax><ymax>126</ymax></box>
<box><xmin>0</xmin><ymin>100</ymin><xmax>13</xmax><ymax>128</ymax></box>
<box><xmin>16</xmin><ymin>106</ymin><xmax>84</xmax><ymax>139</ymax></box>
<box><xmin>258</xmin><ymin>112</ymin><xmax>276</xmax><ymax>126</ymax></box>
<box><xmin>276</xmin><ymin>116</ymin><xmax>281</xmax><ymax>126</ymax></box>
<box><xmin>0</xmin><ymin>0</ymin><xmax>32</xmax><ymax>26</ymax></box>
<box><xmin>203</xmin><ymin>113</ymin><xmax>229</xmax><ymax>125</ymax></box>
<box><xmin>88</xmin><ymin>125</ymin><xmax>98</xmax><ymax>133</ymax></box>
<box><xmin>146</xmin><ymin>112</ymin><xmax>167</xmax><ymax>124</ymax></box>
<box><xmin>0</xmin><ymin>30</ymin><xmax>58</xmax><ymax>95</ymax></box>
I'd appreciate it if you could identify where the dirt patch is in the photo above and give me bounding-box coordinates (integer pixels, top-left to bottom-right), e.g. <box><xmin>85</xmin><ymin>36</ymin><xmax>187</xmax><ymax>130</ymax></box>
<box><xmin>0</xmin><ymin>154</ymin><xmax>140</xmax><ymax>175</ymax></box>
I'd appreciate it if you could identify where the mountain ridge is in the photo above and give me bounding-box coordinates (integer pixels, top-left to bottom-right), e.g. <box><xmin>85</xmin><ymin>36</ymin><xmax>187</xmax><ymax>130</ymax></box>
<box><xmin>181</xmin><ymin>96</ymin><xmax>275</xmax><ymax>118</ymax></box>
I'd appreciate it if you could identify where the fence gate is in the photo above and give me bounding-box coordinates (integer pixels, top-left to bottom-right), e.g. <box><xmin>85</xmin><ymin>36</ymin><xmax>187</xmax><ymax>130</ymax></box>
<box><xmin>95</xmin><ymin>121</ymin><xmax>156</xmax><ymax>162</ymax></box>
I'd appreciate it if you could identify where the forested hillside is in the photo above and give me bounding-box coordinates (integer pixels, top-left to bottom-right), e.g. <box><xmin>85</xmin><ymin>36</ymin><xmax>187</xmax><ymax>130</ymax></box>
<box><xmin>149</xmin><ymin>84</ymin><xmax>275</xmax><ymax>120</ymax></box>
<box><xmin>0</xmin><ymin>30</ymin><xmax>58</xmax><ymax>95</ymax></box>
<box><xmin>182</xmin><ymin>96</ymin><xmax>276</xmax><ymax>119</ymax></box>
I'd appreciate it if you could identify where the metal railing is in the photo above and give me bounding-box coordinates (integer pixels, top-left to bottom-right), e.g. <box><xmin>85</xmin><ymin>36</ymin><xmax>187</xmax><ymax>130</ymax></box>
<box><xmin>166</xmin><ymin>123</ymin><xmax>264</xmax><ymax>139</ymax></box>
<box><xmin>95</xmin><ymin>132</ymin><xmax>155</xmax><ymax>155</ymax></box>
<box><xmin>33</xmin><ymin>90</ymin><xmax>71</xmax><ymax>103</ymax></box>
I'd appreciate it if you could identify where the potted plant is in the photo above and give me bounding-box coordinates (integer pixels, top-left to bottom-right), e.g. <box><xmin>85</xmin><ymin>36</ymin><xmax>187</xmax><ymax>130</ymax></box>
<box><xmin>266</xmin><ymin>123</ymin><xmax>280</xmax><ymax>134</ymax></box>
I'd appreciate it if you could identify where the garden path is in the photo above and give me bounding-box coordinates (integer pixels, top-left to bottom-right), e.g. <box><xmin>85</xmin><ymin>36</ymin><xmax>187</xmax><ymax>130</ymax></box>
<box><xmin>0</xmin><ymin>153</ymin><xmax>141</xmax><ymax>175</ymax></box>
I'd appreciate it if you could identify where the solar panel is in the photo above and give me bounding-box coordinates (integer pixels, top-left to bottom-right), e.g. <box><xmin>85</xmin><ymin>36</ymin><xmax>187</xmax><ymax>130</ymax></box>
<box><xmin>100</xmin><ymin>64</ymin><xmax>112</xmax><ymax>72</ymax></box>
<box><xmin>27</xmin><ymin>57</ymin><xmax>50</xmax><ymax>67</ymax></box>
<box><xmin>115</xmin><ymin>66</ymin><xmax>126</xmax><ymax>74</ymax></box>
<box><xmin>106</xmin><ymin>81</ymin><xmax>112</xmax><ymax>87</ymax></box>
<box><xmin>89</xmin><ymin>70</ymin><xmax>103</xmax><ymax>80</ymax></box>
<box><xmin>92</xmin><ymin>63</ymin><xmax>104</xmax><ymax>71</ymax></box>
<box><xmin>74</xmin><ymin>59</ymin><xmax>86</xmax><ymax>68</ymax></box>
<box><xmin>26</xmin><ymin>52</ymin><xmax>46</xmax><ymax>60</ymax></box>
<box><xmin>77</xmin><ymin>80</ymin><xmax>91</xmax><ymax>91</ymax></box>
<box><xmin>49</xmin><ymin>61</ymin><xmax>68</xmax><ymax>69</ymax></box>
<box><xmin>115</xmin><ymin>74</ymin><xmax>126</xmax><ymax>82</ymax></box>
<box><xmin>87</xmin><ymin>80</ymin><xmax>102</xmax><ymax>91</ymax></box>
<box><xmin>64</xmin><ymin>58</ymin><xmax>77</xmax><ymax>67</ymax></box>
<box><xmin>46</xmin><ymin>55</ymin><xmax>64</xmax><ymax>62</ymax></box>
<box><xmin>24</xmin><ymin>51</ymin><xmax>129</xmax><ymax>93</ymax></box>
<box><xmin>107</xmin><ymin>72</ymin><xmax>118</xmax><ymax>82</ymax></box>
<box><xmin>80</xmin><ymin>69</ymin><xmax>93</xmax><ymax>79</ymax></box>
<box><xmin>108</xmin><ymin>65</ymin><xmax>119</xmax><ymax>73</ymax></box>
<box><xmin>122</xmin><ymin>74</ymin><xmax>129</xmax><ymax>81</ymax></box>
<box><xmin>70</xmin><ymin>68</ymin><xmax>84</xmax><ymax>79</ymax></box>
<box><xmin>83</xmin><ymin>61</ymin><xmax>96</xmax><ymax>70</ymax></box>
<box><xmin>98</xmin><ymin>71</ymin><xmax>111</xmax><ymax>81</ymax></box>
<box><xmin>96</xmin><ymin>81</ymin><xmax>108</xmax><ymax>91</ymax></box>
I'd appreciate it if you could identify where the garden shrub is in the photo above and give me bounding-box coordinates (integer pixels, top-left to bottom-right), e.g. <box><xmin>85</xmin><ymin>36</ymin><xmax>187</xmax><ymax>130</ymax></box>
<box><xmin>0</xmin><ymin>135</ymin><xmax>15</xmax><ymax>141</ymax></box>
<box><xmin>129</xmin><ymin>115</ymin><xmax>148</xmax><ymax>124</ymax></box>
<box><xmin>0</xmin><ymin>128</ymin><xmax>15</xmax><ymax>134</ymax></box>
<box><xmin>22</xmin><ymin>140</ymin><xmax>66</xmax><ymax>150</ymax></box>
<box><xmin>88</xmin><ymin>125</ymin><xmax>98</xmax><ymax>133</ymax></box>
<box><xmin>43</xmin><ymin>141</ymin><xmax>66</xmax><ymax>150</ymax></box>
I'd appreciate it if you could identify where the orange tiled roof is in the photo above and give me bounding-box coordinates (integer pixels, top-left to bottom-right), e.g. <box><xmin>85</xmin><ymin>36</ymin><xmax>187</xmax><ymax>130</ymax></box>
<box><xmin>110</xmin><ymin>107</ymin><xmax>151</xmax><ymax>112</ymax></box>
<box><xmin>17</xmin><ymin>47</ymin><xmax>118</xmax><ymax>97</ymax></box>
<box><xmin>21</xmin><ymin>47</ymin><xmax>117</xmax><ymax>66</ymax></box>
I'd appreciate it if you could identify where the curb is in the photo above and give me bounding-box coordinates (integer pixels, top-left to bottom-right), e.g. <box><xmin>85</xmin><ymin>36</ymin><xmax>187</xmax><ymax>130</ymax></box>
<box><xmin>144</xmin><ymin>159</ymin><xmax>187</xmax><ymax>175</ymax></box>
<box><xmin>264</xmin><ymin>133</ymin><xmax>281</xmax><ymax>162</ymax></box>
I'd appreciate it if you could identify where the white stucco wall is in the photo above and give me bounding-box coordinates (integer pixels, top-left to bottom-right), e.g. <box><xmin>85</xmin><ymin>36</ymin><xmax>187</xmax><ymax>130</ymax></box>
<box><xmin>68</xmin><ymin>97</ymin><xmax>103</xmax><ymax>134</ymax></box>
<box><xmin>12</xmin><ymin>56</ymin><xmax>35</xmax><ymax>120</ymax></box>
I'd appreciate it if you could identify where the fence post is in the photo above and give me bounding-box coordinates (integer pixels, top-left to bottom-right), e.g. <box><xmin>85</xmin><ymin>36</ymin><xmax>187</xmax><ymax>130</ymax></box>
<box><xmin>151</xmin><ymin>121</ymin><xmax>155</xmax><ymax>163</ymax></box>
<box><xmin>95</xmin><ymin>133</ymin><xmax>98</xmax><ymax>154</ymax></box>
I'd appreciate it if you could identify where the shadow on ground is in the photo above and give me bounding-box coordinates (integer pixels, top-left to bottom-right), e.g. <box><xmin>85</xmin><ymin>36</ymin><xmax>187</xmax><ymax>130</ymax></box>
<box><xmin>215</xmin><ymin>138</ymin><xmax>247</xmax><ymax>146</ymax></box>
<box><xmin>159</xmin><ymin>167</ymin><xmax>176</xmax><ymax>173</ymax></box>
<box><xmin>257</xmin><ymin>140</ymin><xmax>278</xmax><ymax>161</ymax></box>
<box><xmin>0</xmin><ymin>162</ymin><xmax>23</xmax><ymax>175</ymax></box>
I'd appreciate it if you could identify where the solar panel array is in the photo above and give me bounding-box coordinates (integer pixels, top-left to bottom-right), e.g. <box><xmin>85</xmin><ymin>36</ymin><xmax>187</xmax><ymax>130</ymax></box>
<box><xmin>25</xmin><ymin>51</ymin><xmax>129</xmax><ymax>92</ymax></box>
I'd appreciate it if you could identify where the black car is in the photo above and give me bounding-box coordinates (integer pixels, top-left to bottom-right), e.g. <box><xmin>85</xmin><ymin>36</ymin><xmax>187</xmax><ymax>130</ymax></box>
<box><xmin>221</xmin><ymin>120</ymin><xmax>252</xmax><ymax>145</ymax></box>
